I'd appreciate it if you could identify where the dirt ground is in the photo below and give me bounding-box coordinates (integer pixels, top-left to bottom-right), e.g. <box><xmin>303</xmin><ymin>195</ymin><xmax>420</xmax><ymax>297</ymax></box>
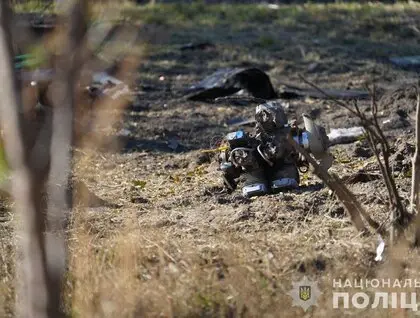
<box><xmin>3</xmin><ymin>2</ymin><xmax>420</xmax><ymax>317</ymax></box>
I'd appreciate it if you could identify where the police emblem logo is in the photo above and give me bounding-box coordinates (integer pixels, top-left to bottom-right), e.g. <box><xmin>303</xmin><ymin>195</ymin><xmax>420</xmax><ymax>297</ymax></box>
<box><xmin>299</xmin><ymin>286</ymin><xmax>311</xmax><ymax>301</ymax></box>
<box><xmin>288</xmin><ymin>276</ymin><xmax>321</xmax><ymax>312</ymax></box>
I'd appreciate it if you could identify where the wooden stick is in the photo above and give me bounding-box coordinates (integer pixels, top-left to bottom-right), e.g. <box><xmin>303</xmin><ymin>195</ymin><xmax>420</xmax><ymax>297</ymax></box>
<box><xmin>288</xmin><ymin>135</ymin><xmax>385</xmax><ymax>235</ymax></box>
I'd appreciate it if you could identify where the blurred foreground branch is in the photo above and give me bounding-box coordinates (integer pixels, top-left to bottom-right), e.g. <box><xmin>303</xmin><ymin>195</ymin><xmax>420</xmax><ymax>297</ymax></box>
<box><xmin>0</xmin><ymin>0</ymin><xmax>91</xmax><ymax>316</ymax></box>
<box><xmin>44</xmin><ymin>1</ymin><xmax>88</xmax><ymax>316</ymax></box>
<box><xmin>1</xmin><ymin>0</ymin><xmax>143</xmax><ymax>315</ymax></box>
<box><xmin>0</xmin><ymin>2</ymin><xmax>52</xmax><ymax>317</ymax></box>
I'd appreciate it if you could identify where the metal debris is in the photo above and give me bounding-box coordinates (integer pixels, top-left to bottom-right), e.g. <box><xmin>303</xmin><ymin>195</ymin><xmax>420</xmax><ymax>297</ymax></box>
<box><xmin>389</xmin><ymin>56</ymin><xmax>420</xmax><ymax>70</ymax></box>
<box><xmin>327</xmin><ymin>127</ymin><xmax>366</xmax><ymax>146</ymax></box>
<box><xmin>180</xmin><ymin>41</ymin><xmax>215</xmax><ymax>51</ymax></box>
<box><xmin>375</xmin><ymin>236</ymin><xmax>385</xmax><ymax>262</ymax></box>
<box><xmin>185</xmin><ymin>67</ymin><xmax>277</xmax><ymax>101</ymax></box>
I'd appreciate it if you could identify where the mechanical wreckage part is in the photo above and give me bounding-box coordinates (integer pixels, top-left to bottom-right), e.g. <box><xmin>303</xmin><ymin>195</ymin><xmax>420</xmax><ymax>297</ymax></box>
<box><xmin>254</xmin><ymin>102</ymin><xmax>301</xmax><ymax>193</ymax></box>
<box><xmin>219</xmin><ymin>138</ymin><xmax>301</xmax><ymax>197</ymax></box>
<box><xmin>272</xmin><ymin>178</ymin><xmax>298</xmax><ymax>190</ymax></box>
<box><xmin>230</xmin><ymin>147</ymin><xmax>256</xmax><ymax>168</ymax></box>
<box><xmin>219</xmin><ymin>130</ymin><xmax>267</xmax><ymax>195</ymax></box>
<box><xmin>219</xmin><ymin>130</ymin><xmax>249</xmax><ymax>191</ymax></box>
<box><xmin>218</xmin><ymin>102</ymin><xmax>333</xmax><ymax>196</ymax></box>
<box><xmin>255</xmin><ymin>101</ymin><xmax>289</xmax><ymax>136</ymax></box>
<box><xmin>257</xmin><ymin>143</ymin><xmax>275</xmax><ymax>166</ymax></box>
<box><xmin>255</xmin><ymin>102</ymin><xmax>294</xmax><ymax>165</ymax></box>
<box><xmin>302</xmin><ymin>113</ymin><xmax>333</xmax><ymax>171</ymax></box>
<box><xmin>242</xmin><ymin>168</ymin><xmax>269</xmax><ymax>197</ymax></box>
<box><xmin>270</xmin><ymin>163</ymin><xmax>300</xmax><ymax>192</ymax></box>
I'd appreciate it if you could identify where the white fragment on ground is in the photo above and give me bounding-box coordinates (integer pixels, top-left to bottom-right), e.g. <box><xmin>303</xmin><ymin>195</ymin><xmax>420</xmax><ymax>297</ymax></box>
<box><xmin>259</xmin><ymin>3</ymin><xmax>280</xmax><ymax>10</ymax></box>
<box><xmin>375</xmin><ymin>236</ymin><xmax>385</xmax><ymax>262</ymax></box>
<box><xmin>93</xmin><ymin>72</ymin><xmax>123</xmax><ymax>86</ymax></box>
<box><xmin>167</xmin><ymin>138</ymin><xmax>180</xmax><ymax>150</ymax></box>
<box><xmin>118</xmin><ymin>128</ymin><xmax>131</xmax><ymax>137</ymax></box>
<box><xmin>92</xmin><ymin>72</ymin><xmax>133</xmax><ymax>100</ymax></box>
<box><xmin>327</xmin><ymin>127</ymin><xmax>365</xmax><ymax>146</ymax></box>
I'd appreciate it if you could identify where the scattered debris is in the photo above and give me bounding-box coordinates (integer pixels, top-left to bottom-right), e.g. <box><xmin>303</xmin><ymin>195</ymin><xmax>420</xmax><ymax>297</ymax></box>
<box><xmin>258</xmin><ymin>3</ymin><xmax>280</xmax><ymax>10</ymax></box>
<box><xmin>382</xmin><ymin>116</ymin><xmax>411</xmax><ymax>130</ymax></box>
<box><xmin>167</xmin><ymin>138</ymin><xmax>180</xmax><ymax>151</ymax></box>
<box><xmin>327</xmin><ymin>127</ymin><xmax>365</xmax><ymax>146</ymax></box>
<box><xmin>185</xmin><ymin>67</ymin><xmax>277</xmax><ymax>101</ymax></box>
<box><xmin>132</xmin><ymin>180</ymin><xmax>147</xmax><ymax>189</ymax></box>
<box><xmin>180</xmin><ymin>41</ymin><xmax>215</xmax><ymax>51</ymax></box>
<box><xmin>375</xmin><ymin>236</ymin><xmax>385</xmax><ymax>262</ymax></box>
<box><xmin>227</xmin><ymin>118</ymin><xmax>257</xmax><ymax>128</ymax></box>
<box><xmin>90</xmin><ymin>72</ymin><xmax>133</xmax><ymax>101</ymax></box>
<box><xmin>218</xmin><ymin>102</ymin><xmax>332</xmax><ymax>197</ymax></box>
<box><xmin>118</xmin><ymin>128</ymin><xmax>131</xmax><ymax>137</ymax></box>
<box><xmin>342</xmin><ymin>171</ymin><xmax>381</xmax><ymax>184</ymax></box>
<box><xmin>234</xmin><ymin>207</ymin><xmax>254</xmax><ymax>222</ymax></box>
<box><xmin>186</xmin><ymin>68</ymin><xmax>369</xmax><ymax>102</ymax></box>
<box><xmin>307</xmin><ymin>62</ymin><xmax>320</xmax><ymax>73</ymax></box>
<box><xmin>389</xmin><ymin>56</ymin><xmax>420</xmax><ymax>70</ymax></box>
<box><xmin>353</xmin><ymin>142</ymin><xmax>373</xmax><ymax>158</ymax></box>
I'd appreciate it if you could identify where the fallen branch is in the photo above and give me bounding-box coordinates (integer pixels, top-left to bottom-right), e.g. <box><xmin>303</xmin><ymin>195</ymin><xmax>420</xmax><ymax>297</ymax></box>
<box><xmin>287</xmin><ymin>135</ymin><xmax>384</xmax><ymax>235</ymax></box>
<box><xmin>299</xmin><ymin>75</ymin><xmax>412</xmax><ymax>242</ymax></box>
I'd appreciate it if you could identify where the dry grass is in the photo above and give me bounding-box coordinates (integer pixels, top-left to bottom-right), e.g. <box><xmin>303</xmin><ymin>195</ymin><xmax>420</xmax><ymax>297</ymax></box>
<box><xmin>62</xmin><ymin>145</ymin><xmax>415</xmax><ymax>317</ymax></box>
<box><xmin>66</xmin><ymin>210</ymin><xmax>367</xmax><ymax>317</ymax></box>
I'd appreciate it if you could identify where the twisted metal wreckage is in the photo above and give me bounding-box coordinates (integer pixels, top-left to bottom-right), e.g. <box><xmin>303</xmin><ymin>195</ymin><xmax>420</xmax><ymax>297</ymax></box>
<box><xmin>218</xmin><ymin>101</ymin><xmax>333</xmax><ymax>198</ymax></box>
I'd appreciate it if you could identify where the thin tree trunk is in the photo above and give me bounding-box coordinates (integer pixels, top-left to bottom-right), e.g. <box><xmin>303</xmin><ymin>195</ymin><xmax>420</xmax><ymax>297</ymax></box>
<box><xmin>0</xmin><ymin>1</ymin><xmax>88</xmax><ymax>316</ymax></box>
<box><xmin>412</xmin><ymin>93</ymin><xmax>420</xmax><ymax>245</ymax></box>
<box><xmin>0</xmin><ymin>2</ymin><xmax>50</xmax><ymax>317</ymax></box>
<box><xmin>44</xmin><ymin>1</ymin><xmax>88</xmax><ymax>315</ymax></box>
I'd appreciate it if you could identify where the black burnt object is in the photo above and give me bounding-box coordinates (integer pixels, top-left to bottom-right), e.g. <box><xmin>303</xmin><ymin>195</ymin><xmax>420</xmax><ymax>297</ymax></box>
<box><xmin>180</xmin><ymin>41</ymin><xmax>215</xmax><ymax>51</ymax></box>
<box><xmin>185</xmin><ymin>67</ymin><xmax>369</xmax><ymax>103</ymax></box>
<box><xmin>185</xmin><ymin>68</ymin><xmax>277</xmax><ymax>101</ymax></box>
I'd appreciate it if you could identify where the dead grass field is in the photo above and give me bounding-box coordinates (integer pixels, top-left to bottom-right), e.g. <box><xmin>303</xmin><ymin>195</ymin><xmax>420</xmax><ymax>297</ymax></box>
<box><xmin>3</xmin><ymin>1</ymin><xmax>420</xmax><ymax>317</ymax></box>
